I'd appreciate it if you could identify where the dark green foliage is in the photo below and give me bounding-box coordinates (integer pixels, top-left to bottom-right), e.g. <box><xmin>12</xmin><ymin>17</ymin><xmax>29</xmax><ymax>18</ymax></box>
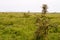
<box><xmin>34</xmin><ymin>16</ymin><xmax>49</xmax><ymax>40</ymax></box>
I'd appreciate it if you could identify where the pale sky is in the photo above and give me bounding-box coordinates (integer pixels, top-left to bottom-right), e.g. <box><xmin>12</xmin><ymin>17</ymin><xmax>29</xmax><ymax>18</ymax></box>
<box><xmin>0</xmin><ymin>0</ymin><xmax>60</xmax><ymax>12</ymax></box>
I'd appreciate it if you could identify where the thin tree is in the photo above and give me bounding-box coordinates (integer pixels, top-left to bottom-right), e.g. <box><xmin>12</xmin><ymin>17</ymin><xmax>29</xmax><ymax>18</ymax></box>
<box><xmin>34</xmin><ymin>4</ymin><xmax>49</xmax><ymax>40</ymax></box>
<box><xmin>41</xmin><ymin>4</ymin><xmax>48</xmax><ymax>17</ymax></box>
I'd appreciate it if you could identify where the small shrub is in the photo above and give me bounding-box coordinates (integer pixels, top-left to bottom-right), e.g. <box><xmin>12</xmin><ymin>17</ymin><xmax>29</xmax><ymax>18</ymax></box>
<box><xmin>23</xmin><ymin>13</ymin><xmax>30</xmax><ymax>18</ymax></box>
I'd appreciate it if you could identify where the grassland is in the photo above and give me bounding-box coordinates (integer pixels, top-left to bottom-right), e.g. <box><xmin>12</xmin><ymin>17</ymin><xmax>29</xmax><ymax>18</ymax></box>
<box><xmin>0</xmin><ymin>12</ymin><xmax>60</xmax><ymax>40</ymax></box>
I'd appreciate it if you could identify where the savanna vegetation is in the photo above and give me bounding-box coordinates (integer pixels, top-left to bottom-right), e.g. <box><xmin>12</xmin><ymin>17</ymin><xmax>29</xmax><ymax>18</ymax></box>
<box><xmin>0</xmin><ymin>12</ymin><xmax>60</xmax><ymax>40</ymax></box>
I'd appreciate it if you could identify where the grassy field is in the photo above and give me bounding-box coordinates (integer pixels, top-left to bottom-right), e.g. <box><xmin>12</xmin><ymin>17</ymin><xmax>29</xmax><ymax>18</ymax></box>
<box><xmin>0</xmin><ymin>12</ymin><xmax>60</xmax><ymax>40</ymax></box>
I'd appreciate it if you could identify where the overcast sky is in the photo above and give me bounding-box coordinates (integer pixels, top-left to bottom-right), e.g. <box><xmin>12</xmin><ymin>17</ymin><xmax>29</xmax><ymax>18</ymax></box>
<box><xmin>0</xmin><ymin>0</ymin><xmax>60</xmax><ymax>12</ymax></box>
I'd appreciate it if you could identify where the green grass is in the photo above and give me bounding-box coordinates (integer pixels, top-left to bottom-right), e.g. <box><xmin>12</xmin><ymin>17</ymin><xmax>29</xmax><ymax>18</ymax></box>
<box><xmin>0</xmin><ymin>12</ymin><xmax>60</xmax><ymax>40</ymax></box>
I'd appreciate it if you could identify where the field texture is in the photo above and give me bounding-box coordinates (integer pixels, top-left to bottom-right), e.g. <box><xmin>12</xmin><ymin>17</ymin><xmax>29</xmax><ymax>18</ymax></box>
<box><xmin>0</xmin><ymin>12</ymin><xmax>60</xmax><ymax>40</ymax></box>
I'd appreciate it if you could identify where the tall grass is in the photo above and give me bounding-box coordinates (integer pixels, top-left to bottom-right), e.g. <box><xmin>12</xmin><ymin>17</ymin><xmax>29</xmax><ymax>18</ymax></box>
<box><xmin>0</xmin><ymin>13</ymin><xmax>60</xmax><ymax>40</ymax></box>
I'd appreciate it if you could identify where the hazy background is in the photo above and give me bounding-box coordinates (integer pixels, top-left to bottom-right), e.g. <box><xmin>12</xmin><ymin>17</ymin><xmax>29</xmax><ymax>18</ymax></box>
<box><xmin>0</xmin><ymin>0</ymin><xmax>60</xmax><ymax>12</ymax></box>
